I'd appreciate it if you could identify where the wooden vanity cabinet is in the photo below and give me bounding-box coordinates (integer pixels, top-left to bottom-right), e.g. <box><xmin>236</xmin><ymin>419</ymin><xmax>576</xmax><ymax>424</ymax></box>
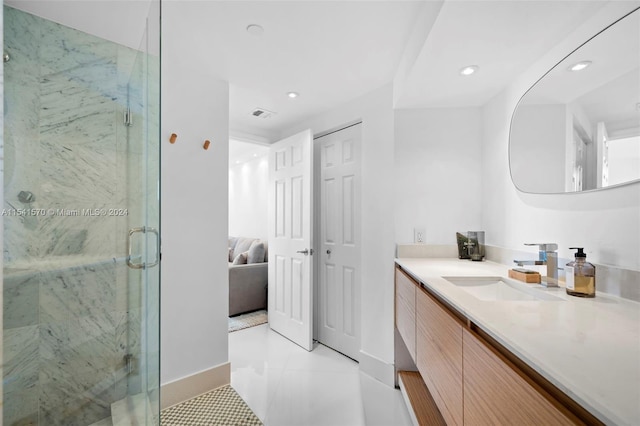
<box><xmin>395</xmin><ymin>264</ymin><xmax>598</xmax><ymax>426</ymax></box>
<box><xmin>395</xmin><ymin>268</ymin><xmax>416</xmax><ymax>361</ymax></box>
<box><xmin>462</xmin><ymin>328</ymin><xmax>576</xmax><ymax>425</ymax></box>
<box><xmin>416</xmin><ymin>285</ymin><xmax>464</xmax><ymax>425</ymax></box>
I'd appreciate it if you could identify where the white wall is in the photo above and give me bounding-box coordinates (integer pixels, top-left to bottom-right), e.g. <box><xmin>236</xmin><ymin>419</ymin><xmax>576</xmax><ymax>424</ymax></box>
<box><xmin>394</xmin><ymin>108</ymin><xmax>483</xmax><ymax>244</ymax></box>
<box><xmin>228</xmin><ymin>156</ymin><xmax>269</xmax><ymax>241</ymax></box>
<box><xmin>160</xmin><ymin>3</ymin><xmax>230</xmax><ymax>385</ymax></box>
<box><xmin>481</xmin><ymin>2</ymin><xmax>640</xmax><ymax>271</ymax></box>
<box><xmin>281</xmin><ymin>84</ymin><xmax>397</xmax><ymax>384</ymax></box>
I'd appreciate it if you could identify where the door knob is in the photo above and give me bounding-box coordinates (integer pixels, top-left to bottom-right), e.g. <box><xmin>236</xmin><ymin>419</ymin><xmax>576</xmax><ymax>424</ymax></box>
<box><xmin>326</xmin><ymin>249</ymin><xmax>331</xmax><ymax>254</ymax></box>
<box><xmin>296</xmin><ymin>249</ymin><xmax>313</xmax><ymax>256</ymax></box>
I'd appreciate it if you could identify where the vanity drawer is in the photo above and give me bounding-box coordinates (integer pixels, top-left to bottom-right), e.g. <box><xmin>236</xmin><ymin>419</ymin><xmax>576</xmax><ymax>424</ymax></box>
<box><xmin>416</xmin><ymin>285</ymin><xmax>464</xmax><ymax>426</ymax></box>
<box><xmin>463</xmin><ymin>328</ymin><xmax>577</xmax><ymax>425</ymax></box>
<box><xmin>395</xmin><ymin>268</ymin><xmax>417</xmax><ymax>361</ymax></box>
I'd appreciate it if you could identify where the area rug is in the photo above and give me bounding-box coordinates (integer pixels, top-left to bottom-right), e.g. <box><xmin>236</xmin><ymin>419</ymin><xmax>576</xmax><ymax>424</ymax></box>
<box><xmin>228</xmin><ymin>309</ymin><xmax>268</xmax><ymax>333</ymax></box>
<box><xmin>161</xmin><ymin>385</ymin><xmax>262</xmax><ymax>426</ymax></box>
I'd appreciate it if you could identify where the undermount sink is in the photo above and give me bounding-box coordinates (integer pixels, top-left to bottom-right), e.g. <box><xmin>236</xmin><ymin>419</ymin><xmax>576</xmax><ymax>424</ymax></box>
<box><xmin>443</xmin><ymin>276</ymin><xmax>563</xmax><ymax>302</ymax></box>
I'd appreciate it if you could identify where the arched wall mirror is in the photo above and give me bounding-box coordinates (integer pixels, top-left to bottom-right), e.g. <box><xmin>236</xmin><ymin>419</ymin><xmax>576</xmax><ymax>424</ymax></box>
<box><xmin>510</xmin><ymin>7</ymin><xmax>640</xmax><ymax>194</ymax></box>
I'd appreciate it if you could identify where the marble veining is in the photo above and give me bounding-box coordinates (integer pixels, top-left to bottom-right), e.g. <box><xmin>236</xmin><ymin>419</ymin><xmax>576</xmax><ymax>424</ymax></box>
<box><xmin>39</xmin><ymin>263</ymin><xmax>116</xmax><ymax>323</ymax></box>
<box><xmin>3</xmin><ymin>272</ymin><xmax>40</xmax><ymax>329</ymax></box>
<box><xmin>3</xmin><ymin>6</ymin><xmax>143</xmax><ymax>264</ymax></box>
<box><xmin>3</xmin><ymin>325</ymin><xmax>39</xmax><ymax>394</ymax></box>
<box><xmin>39</xmin><ymin>368</ymin><xmax>116</xmax><ymax>426</ymax></box>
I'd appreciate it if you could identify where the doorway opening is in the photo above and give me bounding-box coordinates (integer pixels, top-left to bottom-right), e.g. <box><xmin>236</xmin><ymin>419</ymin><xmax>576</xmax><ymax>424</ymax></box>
<box><xmin>228</xmin><ymin>139</ymin><xmax>270</xmax><ymax>332</ymax></box>
<box><xmin>227</xmin><ymin>122</ymin><xmax>362</xmax><ymax>361</ymax></box>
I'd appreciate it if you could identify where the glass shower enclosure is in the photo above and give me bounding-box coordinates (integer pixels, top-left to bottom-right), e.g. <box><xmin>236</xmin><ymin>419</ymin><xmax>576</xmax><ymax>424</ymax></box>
<box><xmin>2</xmin><ymin>1</ymin><xmax>160</xmax><ymax>425</ymax></box>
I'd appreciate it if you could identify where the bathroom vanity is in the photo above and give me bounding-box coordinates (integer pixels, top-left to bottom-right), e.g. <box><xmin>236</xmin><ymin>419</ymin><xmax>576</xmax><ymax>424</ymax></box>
<box><xmin>394</xmin><ymin>258</ymin><xmax>640</xmax><ymax>425</ymax></box>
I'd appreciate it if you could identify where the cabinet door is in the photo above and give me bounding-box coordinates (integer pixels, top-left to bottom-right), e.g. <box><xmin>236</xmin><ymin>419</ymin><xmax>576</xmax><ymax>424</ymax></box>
<box><xmin>395</xmin><ymin>268</ymin><xmax>416</xmax><ymax>361</ymax></box>
<box><xmin>416</xmin><ymin>286</ymin><xmax>463</xmax><ymax>426</ymax></box>
<box><xmin>463</xmin><ymin>328</ymin><xmax>576</xmax><ymax>425</ymax></box>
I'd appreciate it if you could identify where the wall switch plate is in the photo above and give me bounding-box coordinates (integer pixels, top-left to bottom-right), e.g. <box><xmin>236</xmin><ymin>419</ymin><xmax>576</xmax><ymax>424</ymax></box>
<box><xmin>414</xmin><ymin>227</ymin><xmax>425</xmax><ymax>244</ymax></box>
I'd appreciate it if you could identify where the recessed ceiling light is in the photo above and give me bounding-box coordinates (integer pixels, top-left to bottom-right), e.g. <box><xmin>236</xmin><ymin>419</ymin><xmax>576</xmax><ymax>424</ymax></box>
<box><xmin>459</xmin><ymin>65</ymin><xmax>479</xmax><ymax>76</ymax></box>
<box><xmin>246</xmin><ymin>24</ymin><xmax>264</xmax><ymax>36</ymax></box>
<box><xmin>569</xmin><ymin>61</ymin><xmax>592</xmax><ymax>72</ymax></box>
<box><xmin>287</xmin><ymin>92</ymin><xmax>299</xmax><ymax>99</ymax></box>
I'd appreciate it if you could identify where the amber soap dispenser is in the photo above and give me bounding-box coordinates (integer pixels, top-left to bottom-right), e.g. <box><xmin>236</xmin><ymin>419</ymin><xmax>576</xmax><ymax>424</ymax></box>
<box><xmin>565</xmin><ymin>247</ymin><xmax>596</xmax><ymax>297</ymax></box>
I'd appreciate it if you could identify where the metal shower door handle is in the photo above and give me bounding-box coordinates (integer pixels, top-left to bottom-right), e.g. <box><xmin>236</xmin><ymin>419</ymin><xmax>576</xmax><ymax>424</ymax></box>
<box><xmin>146</xmin><ymin>227</ymin><xmax>160</xmax><ymax>268</ymax></box>
<box><xmin>127</xmin><ymin>226</ymin><xmax>160</xmax><ymax>269</ymax></box>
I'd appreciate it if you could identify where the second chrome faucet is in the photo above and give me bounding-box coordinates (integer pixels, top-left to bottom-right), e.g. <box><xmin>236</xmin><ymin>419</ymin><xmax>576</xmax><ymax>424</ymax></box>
<box><xmin>514</xmin><ymin>243</ymin><xmax>559</xmax><ymax>287</ymax></box>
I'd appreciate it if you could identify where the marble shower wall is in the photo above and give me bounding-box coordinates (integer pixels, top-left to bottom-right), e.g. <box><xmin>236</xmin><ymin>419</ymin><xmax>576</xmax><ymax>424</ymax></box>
<box><xmin>3</xmin><ymin>260</ymin><xmax>142</xmax><ymax>425</ymax></box>
<box><xmin>3</xmin><ymin>6</ymin><xmax>143</xmax><ymax>264</ymax></box>
<box><xmin>3</xmin><ymin>6</ymin><xmax>152</xmax><ymax>425</ymax></box>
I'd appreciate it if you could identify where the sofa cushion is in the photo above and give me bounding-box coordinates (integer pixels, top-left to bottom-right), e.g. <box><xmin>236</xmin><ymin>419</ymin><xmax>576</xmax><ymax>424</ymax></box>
<box><xmin>232</xmin><ymin>251</ymin><xmax>248</xmax><ymax>265</ymax></box>
<box><xmin>247</xmin><ymin>240</ymin><xmax>266</xmax><ymax>264</ymax></box>
<box><xmin>229</xmin><ymin>236</ymin><xmax>239</xmax><ymax>250</ymax></box>
<box><xmin>233</xmin><ymin>238</ymin><xmax>255</xmax><ymax>259</ymax></box>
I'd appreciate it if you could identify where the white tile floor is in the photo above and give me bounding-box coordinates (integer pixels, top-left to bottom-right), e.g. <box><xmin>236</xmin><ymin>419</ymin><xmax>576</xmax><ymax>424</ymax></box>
<box><xmin>229</xmin><ymin>323</ymin><xmax>413</xmax><ymax>426</ymax></box>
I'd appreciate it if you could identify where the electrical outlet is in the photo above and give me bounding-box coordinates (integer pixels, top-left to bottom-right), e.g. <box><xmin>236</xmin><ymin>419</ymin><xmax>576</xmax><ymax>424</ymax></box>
<box><xmin>414</xmin><ymin>227</ymin><xmax>425</xmax><ymax>244</ymax></box>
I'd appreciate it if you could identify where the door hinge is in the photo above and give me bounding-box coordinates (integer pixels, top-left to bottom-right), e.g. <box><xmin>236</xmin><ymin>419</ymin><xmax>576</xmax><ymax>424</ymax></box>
<box><xmin>124</xmin><ymin>108</ymin><xmax>133</xmax><ymax>127</ymax></box>
<box><xmin>124</xmin><ymin>353</ymin><xmax>134</xmax><ymax>374</ymax></box>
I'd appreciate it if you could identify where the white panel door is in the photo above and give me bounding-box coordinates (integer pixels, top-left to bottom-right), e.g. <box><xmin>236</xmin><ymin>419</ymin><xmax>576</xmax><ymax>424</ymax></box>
<box><xmin>317</xmin><ymin>123</ymin><xmax>361</xmax><ymax>360</ymax></box>
<box><xmin>268</xmin><ymin>129</ymin><xmax>314</xmax><ymax>351</ymax></box>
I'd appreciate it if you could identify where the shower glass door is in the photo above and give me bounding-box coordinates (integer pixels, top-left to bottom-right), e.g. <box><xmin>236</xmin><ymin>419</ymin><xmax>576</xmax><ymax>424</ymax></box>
<box><xmin>122</xmin><ymin>5</ymin><xmax>161</xmax><ymax>424</ymax></box>
<box><xmin>2</xmin><ymin>2</ymin><xmax>160</xmax><ymax>425</ymax></box>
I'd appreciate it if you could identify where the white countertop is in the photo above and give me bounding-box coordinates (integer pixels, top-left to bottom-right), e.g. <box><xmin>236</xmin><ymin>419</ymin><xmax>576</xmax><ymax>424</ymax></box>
<box><xmin>395</xmin><ymin>258</ymin><xmax>640</xmax><ymax>426</ymax></box>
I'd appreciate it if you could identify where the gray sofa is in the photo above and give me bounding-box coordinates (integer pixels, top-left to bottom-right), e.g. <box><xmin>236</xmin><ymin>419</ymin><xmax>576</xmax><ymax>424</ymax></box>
<box><xmin>228</xmin><ymin>237</ymin><xmax>268</xmax><ymax>316</ymax></box>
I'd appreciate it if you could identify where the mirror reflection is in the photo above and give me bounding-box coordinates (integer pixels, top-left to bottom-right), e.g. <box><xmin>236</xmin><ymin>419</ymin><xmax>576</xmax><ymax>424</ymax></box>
<box><xmin>510</xmin><ymin>7</ymin><xmax>640</xmax><ymax>194</ymax></box>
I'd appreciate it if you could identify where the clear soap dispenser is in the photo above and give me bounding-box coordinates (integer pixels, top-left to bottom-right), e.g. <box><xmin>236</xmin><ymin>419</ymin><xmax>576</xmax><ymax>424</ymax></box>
<box><xmin>565</xmin><ymin>247</ymin><xmax>596</xmax><ymax>298</ymax></box>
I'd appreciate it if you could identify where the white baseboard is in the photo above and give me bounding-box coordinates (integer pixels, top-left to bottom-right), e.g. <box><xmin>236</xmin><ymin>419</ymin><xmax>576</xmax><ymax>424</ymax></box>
<box><xmin>359</xmin><ymin>350</ymin><xmax>395</xmax><ymax>387</ymax></box>
<box><xmin>160</xmin><ymin>362</ymin><xmax>230</xmax><ymax>409</ymax></box>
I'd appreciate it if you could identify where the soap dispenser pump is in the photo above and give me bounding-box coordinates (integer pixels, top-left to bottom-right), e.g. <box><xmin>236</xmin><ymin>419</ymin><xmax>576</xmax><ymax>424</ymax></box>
<box><xmin>565</xmin><ymin>247</ymin><xmax>595</xmax><ymax>298</ymax></box>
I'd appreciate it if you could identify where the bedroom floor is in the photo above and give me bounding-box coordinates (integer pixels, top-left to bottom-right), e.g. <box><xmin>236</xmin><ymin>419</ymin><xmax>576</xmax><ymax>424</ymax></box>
<box><xmin>229</xmin><ymin>323</ymin><xmax>413</xmax><ymax>426</ymax></box>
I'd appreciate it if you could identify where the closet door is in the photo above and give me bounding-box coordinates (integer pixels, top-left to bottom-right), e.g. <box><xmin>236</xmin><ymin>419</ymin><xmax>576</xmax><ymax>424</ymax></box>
<box><xmin>316</xmin><ymin>123</ymin><xmax>362</xmax><ymax>360</ymax></box>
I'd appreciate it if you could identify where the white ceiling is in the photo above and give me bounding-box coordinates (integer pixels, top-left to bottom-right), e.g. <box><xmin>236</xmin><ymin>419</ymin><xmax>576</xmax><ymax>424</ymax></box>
<box><xmin>173</xmin><ymin>1</ymin><xmax>429</xmax><ymax>141</ymax></box>
<box><xmin>7</xmin><ymin>0</ymin><xmax>631</xmax><ymax>143</ymax></box>
<box><xmin>166</xmin><ymin>0</ymin><xmax>612</xmax><ymax>140</ymax></box>
<box><xmin>394</xmin><ymin>0</ymin><xmax>609</xmax><ymax>109</ymax></box>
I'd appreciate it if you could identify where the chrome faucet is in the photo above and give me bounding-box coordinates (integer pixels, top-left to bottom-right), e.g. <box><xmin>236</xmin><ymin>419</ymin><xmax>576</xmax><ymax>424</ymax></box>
<box><xmin>514</xmin><ymin>243</ymin><xmax>559</xmax><ymax>287</ymax></box>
